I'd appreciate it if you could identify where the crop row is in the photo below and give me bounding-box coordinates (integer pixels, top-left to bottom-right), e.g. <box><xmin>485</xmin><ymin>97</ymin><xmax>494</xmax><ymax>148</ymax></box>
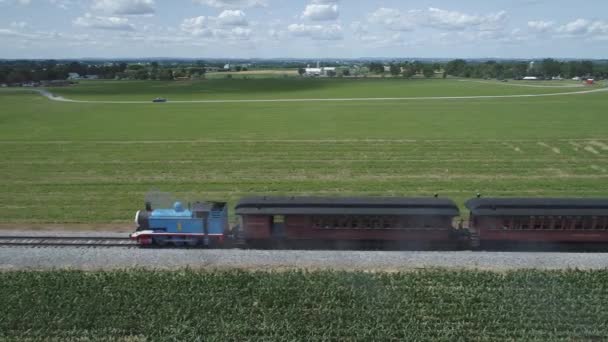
<box><xmin>1</xmin><ymin>269</ymin><xmax>607</xmax><ymax>341</ymax></box>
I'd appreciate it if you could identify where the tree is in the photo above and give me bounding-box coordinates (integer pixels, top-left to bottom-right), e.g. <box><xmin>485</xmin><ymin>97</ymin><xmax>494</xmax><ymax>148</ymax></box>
<box><xmin>513</xmin><ymin>62</ymin><xmax>528</xmax><ymax>78</ymax></box>
<box><xmin>326</xmin><ymin>70</ymin><xmax>337</xmax><ymax>77</ymax></box>
<box><xmin>6</xmin><ymin>70</ymin><xmax>26</xmax><ymax>84</ymax></box>
<box><xmin>135</xmin><ymin>69</ymin><xmax>149</xmax><ymax>80</ymax></box>
<box><xmin>422</xmin><ymin>65</ymin><xmax>435</xmax><ymax>78</ymax></box>
<box><xmin>445</xmin><ymin>59</ymin><xmax>467</xmax><ymax>77</ymax></box>
<box><xmin>189</xmin><ymin>67</ymin><xmax>205</xmax><ymax>77</ymax></box>
<box><xmin>580</xmin><ymin>60</ymin><xmax>594</xmax><ymax>76</ymax></box>
<box><xmin>389</xmin><ymin>64</ymin><xmax>401</xmax><ymax>76</ymax></box>
<box><xmin>541</xmin><ymin>58</ymin><xmax>561</xmax><ymax>77</ymax></box>
<box><xmin>235</xmin><ymin>66</ymin><xmax>242</xmax><ymax>72</ymax></box>
<box><xmin>412</xmin><ymin>61</ymin><xmax>423</xmax><ymax>74</ymax></box>
<box><xmin>341</xmin><ymin>69</ymin><xmax>350</xmax><ymax>77</ymax></box>
<box><xmin>127</xmin><ymin>64</ymin><xmax>144</xmax><ymax>71</ymax></box>
<box><xmin>368</xmin><ymin>62</ymin><xmax>385</xmax><ymax>74</ymax></box>
<box><xmin>298</xmin><ymin>68</ymin><xmax>306</xmax><ymax>76</ymax></box>
<box><xmin>401</xmin><ymin>67</ymin><xmax>415</xmax><ymax>79</ymax></box>
<box><xmin>158</xmin><ymin>69</ymin><xmax>173</xmax><ymax>81</ymax></box>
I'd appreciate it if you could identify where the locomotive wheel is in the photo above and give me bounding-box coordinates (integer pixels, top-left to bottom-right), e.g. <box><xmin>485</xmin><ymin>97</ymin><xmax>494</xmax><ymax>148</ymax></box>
<box><xmin>469</xmin><ymin>232</ymin><xmax>481</xmax><ymax>250</ymax></box>
<box><xmin>186</xmin><ymin>238</ymin><xmax>199</xmax><ymax>247</ymax></box>
<box><xmin>153</xmin><ymin>236</ymin><xmax>168</xmax><ymax>246</ymax></box>
<box><xmin>171</xmin><ymin>237</ymin><xmax>185</xmax><ymax>247</ymax></box>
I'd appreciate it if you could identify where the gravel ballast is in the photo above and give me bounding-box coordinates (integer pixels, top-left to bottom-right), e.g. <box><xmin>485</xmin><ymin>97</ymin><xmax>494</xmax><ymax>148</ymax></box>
<box><xmin>2</xmin><ymin>246</ymin><xmax>608</xmax><ymax>271</ymax></box>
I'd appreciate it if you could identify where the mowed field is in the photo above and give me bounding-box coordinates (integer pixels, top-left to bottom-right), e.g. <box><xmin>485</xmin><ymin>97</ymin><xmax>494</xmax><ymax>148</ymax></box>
<box><xmin>44</xmin><ymin>78</ymin><xmax>588</xmax><ymax>101</ymax></box>
<box><xmin>1</xmin><ymin>78</ymin><xmax>607</xmax><ymax>225</ymax></box>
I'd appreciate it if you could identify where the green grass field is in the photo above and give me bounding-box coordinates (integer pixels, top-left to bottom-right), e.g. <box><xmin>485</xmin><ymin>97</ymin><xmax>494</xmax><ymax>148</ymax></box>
<box><xmin>46</xmin><ymin>78</ymin><xmax>587</xmax><ymax>101</ymax></box>
<box><xmin>1</xmin><ymin>78</ymin><xmax>607</xmax><ymax>225</ymax></box>
<box><xmin>1</xmin><ymin>269</ymin><xmax>607</xmax><ymax>340</ymax></box>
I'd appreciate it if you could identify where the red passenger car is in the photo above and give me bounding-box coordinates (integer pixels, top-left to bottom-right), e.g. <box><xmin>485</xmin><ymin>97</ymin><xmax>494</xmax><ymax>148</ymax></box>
<box><xmin>235</xmin><ymin>196</ymin><xmax>460</xmax><ymax>247</ymax></box>
<box><xmin>466</xmin><ymin>198</ymin><xmax>608</xmax><ymax>246</ymax></box>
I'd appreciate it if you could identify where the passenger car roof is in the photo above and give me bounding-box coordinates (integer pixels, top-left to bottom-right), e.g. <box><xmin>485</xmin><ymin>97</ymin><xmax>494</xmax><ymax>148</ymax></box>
<box><xmin>465</xmin><ymin>198</ymin><xmax>608</xmax><ymax>216</ymax></box>
<box><xmin>235</xmin><ymin>196</ymin><xmax>460</xmax><ymax>216</ymax></box>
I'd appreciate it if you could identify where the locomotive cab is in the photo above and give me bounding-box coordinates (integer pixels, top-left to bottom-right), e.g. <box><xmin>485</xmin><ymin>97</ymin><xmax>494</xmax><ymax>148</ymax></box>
<box><xmin>130</xmin><ymin>200</ymin><xmax>228</xmax><ymax>247</ymax></box>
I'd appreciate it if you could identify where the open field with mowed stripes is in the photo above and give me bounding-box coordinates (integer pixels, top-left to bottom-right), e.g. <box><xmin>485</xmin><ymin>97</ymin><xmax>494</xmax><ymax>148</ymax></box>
<box><xmin>1</xmin><ymin>78</ymin><xmax>607</xmax><ymax>225</ymax></box>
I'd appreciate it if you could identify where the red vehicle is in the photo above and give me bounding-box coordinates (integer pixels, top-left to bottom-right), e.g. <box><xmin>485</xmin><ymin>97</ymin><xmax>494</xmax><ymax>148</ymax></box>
<box><xmin>235</xmin><ymin>196</ymin><xmax>462</xmax><ymax>248</ymax></box>
<box><xmin>466</xmin><ymin>198</ymin><xmax>608</xmax><ymax>247</ymax></box>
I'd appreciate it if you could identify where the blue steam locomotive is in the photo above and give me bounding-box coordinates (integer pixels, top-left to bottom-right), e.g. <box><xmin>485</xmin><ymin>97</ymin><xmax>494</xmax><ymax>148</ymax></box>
<box><xmin>131</xmin><ymin>201</ymin><xmax>229</xmax><ymax>246</ymax></box>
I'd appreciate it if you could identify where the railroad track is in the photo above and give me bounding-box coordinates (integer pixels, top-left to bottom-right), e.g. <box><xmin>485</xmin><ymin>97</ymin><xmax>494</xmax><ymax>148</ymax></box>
<box><xmin>0</xmin><ymin>236</ymin><xmax>137</xmax><ymax>248</ymax></box>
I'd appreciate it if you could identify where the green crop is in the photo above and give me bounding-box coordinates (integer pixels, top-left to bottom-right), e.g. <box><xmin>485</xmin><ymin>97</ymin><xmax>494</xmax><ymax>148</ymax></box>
<box><xmin>0</xmin><ymin>78</ymin><xmax>607</xmax><ymax>225</ymax></box>
<box><xmin>1</xmin><ymin>269</ymin><xmax>607</xmax><ymax>341</ymax></box>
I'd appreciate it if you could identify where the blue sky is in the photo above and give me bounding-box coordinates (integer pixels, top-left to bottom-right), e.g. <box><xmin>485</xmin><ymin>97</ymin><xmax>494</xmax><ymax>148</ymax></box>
<box><xmin>1</xmin><ymin>0</ymin><xmax>607</xmax><ymax>59</ymax></box>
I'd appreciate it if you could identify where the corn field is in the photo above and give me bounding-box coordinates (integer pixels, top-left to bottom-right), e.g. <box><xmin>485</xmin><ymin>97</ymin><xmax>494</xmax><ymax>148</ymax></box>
<box><xmin>1</xmin><ymin>269</ymin><xmax>607</xmax><ymax>341</ymax></box>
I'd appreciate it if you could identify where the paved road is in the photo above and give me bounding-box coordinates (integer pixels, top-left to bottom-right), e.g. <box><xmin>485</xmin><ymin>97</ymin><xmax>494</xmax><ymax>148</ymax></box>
<box><xmin>458</xmin><ymin>79</ymin><xmax>587</xmax><ymax>88</ymax></box>
<box><xmin>2</xmin><ymin>246</ymin><xmax>608</xmax><ymax>271</ymax></box>
<box><xmin>15</xmin><ymin>86</ymin><xmax>608</xmax><ymax>105</ymax></box>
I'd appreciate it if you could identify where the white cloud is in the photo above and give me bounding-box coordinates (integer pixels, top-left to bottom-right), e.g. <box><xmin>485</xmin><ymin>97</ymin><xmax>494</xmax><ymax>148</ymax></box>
<box><xmin>557</xmin><ymin>18</ymin><xmax>591</xmax><ymax>35</ymax></box>
<box><xmin>368</xmin><ymin>8</ymin><xmax>414</xmax><ymax>31</ymax></box>
<box><xmin>49</xmin><ymin>0</ymin><xmax>74</xmax><ymax>9</ymax></box>
<box><xmin>555</xmin><ymin>18</ymin><xmax>608</xmax><ymax>36</ymax></box>
<box><xmin>369</xmin><ymin>7</ymin><xmax>506</xmax><ymax>32</ymax></box>
<box><xmin>287</xmin><ymin>23</ymin><xmax>342</xmax><ymax>40</ymax></box>
<box><xmin>0</xmin><ymin>0</ymin><xmax>31</xmax><ymax>4</ymax></box>
<box><xmin>180</xmin><ymin>15</ymin><xmax>252</xmax><ymax>39</ymax></box>
<box><xmin>194</xmin><ymin>0</ymin><xmax>266</xmax><ymax>9</ymax></box>
<box><xmin>227</xmin><ymin>26</ymin><xmax>251</xmax><ymax>39</ymax></box>
<box><xmin>0</xmin><ymin>28</ymin><xmax>28</xmax><ymax>37</ymax></box>
<box><xmin>528</xmin><ymin>20</ymin><xmax>554</xmax><ymax>32</ymax></box>
<box><xmin>527</xmin><ymin>18</ymin><xmax>608</xmax><ymax>38</ymax></box>
<box><xmin>350</xmin><ymin>21</ymin><xmax>368</xmax><ymax>35</ymax></box>
<box><xmin>92</xmin><ymin>0</ymin><xmax>155</xmax><ymax>15</ymax></box>
<box><xmin>10</xmin><ymin>21</ymin><xmax>28</xmax><ymax>29</ymax></box>
<box><xmin>425</xmin><ymin>7</ymin><xmax>506</xmax><ymax>30</ymax></box>
<box><xmin>302</xmin><ymin>4</ymin><xmax>339</xmax><ymax>21</ymax></box>
<box><xmin>73</xmin><ymin>13</ymin><xmax>135</xmax><ymax>31</ymax></box>
<box><xmin>217</xmin><ymin>9</ymin><xmax>248</xmax><ymax>26</ymax></box>
<box><xmin>180</xmin><ymin>16</ymin><xmax>210</xmax><ymax>36</ymax></box>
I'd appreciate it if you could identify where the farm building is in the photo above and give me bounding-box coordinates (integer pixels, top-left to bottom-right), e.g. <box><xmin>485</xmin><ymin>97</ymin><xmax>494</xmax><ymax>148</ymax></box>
<box><xmin>522</xmin><ymin>76</ymin><xmax>538</xmax><ymax>80</ymax></box>
<box><xmin>304</xmin><ymin>67</ymin><xmax>336</xmax><ymax>77</ymax></box>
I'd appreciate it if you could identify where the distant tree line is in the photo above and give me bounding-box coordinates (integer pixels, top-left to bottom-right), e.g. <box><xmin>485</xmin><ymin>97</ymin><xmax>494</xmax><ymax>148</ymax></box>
<box><xmin>0</xmin><ymin>60</ymin><xmax>129</xmax><ymax>84</ymax></box>
<box><xmin>367</xmin><ymin>59</ymin><xmax>608</xmax><ymax>80</ymax></box>
<box><xmin>368</xmin><ymin>61</ymin><xmax>440</xmax><ymax>78</ymax></box>
<box><xmin>443</xmin><ymin>59</ymin><xmax>608</xmax><ymax>79</ymax></box>
<box><xmin>0</xmin><ymin>60</ymin><xmax>213</xmax><ymax>84</ymax></box>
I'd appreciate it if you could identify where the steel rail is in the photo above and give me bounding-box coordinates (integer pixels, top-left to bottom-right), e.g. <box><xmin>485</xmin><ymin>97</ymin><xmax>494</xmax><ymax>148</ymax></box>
<box><xmin>0</xmin><ymin>236</ymin><xmax>136</xmax><ymax>248</ymax></box>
